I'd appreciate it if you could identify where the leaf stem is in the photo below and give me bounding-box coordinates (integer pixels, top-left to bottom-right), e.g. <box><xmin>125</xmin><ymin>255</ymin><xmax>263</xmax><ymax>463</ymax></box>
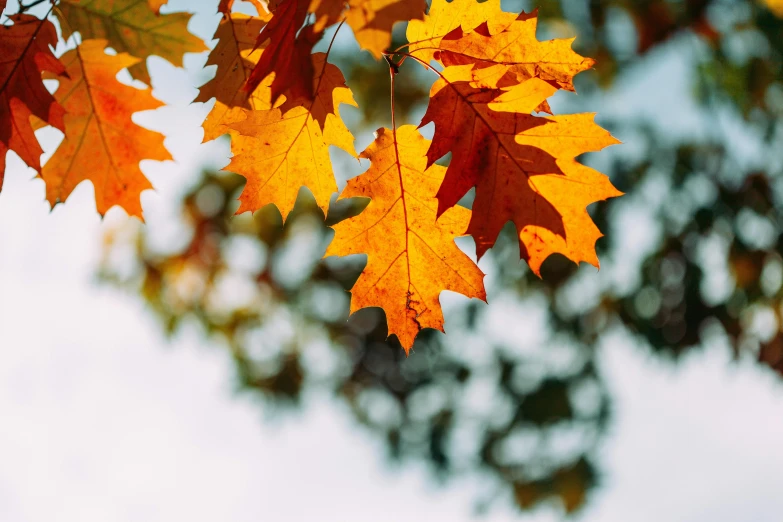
<box><xmin>324</xmin><ymin>19</ymin><xmax>345</xmax><ymax>58</ymax></box>
<box><xmin>387</xmin><ymin>55</ymin><xmax>397</xmax><ymax>134</ymax></box>
<box><xmin>384</xmin><ymin>50</ymin><xmax>451</xmax><ymax>85</ymax></box>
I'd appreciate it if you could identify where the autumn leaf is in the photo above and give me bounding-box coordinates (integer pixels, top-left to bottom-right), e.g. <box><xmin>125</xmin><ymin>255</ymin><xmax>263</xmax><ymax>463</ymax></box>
<box><xmin>228</xmin><ymin>53</ymin><xmax>356</xmax><ymax>220</ymax></box>
<box><xmin>308</xmin><ymin>0</ymin><xmax>426</xmax><ymax>57</ymax></box>
<box><xmin>408</xmin><ymin>0</ymin><xmax>591</xmax><ymax>92</ymax></box>
<box><xmin>218</xmin><ymin>0</ymin><xmax>269</xmax><ymax>15</ymax></box>
<box><xmin>41</xmin><ymin>39</ymin><xmax>170</xmax><ymax>218</ymax></box>
<box><xmin>148</xmin><ymin>0</ymin><xmax>167</xmax><ymax>14</ymax></box>
<box><xmin>309</xmin><ymin>0</ymin><xmax>345</xmax><ymax>31</ymax></box>
<box><xmin>763</xmin><ymin>0</ymin><xmax>783</xmax><ymax>17</ymax></box>
<box><xmin>406</xmin><ymin>0</ymin><xmax>517</xmax><ymax>62</ymax></box>
<box><xmin>345</xmin><ymin>0</ymin><xmax>426</xmax><ymax>58</ymax></box>
<box><xmin>422</xmin><ymin>67</ymin><xmax>621</xmax><ymax>273</ymax></box>
<box><xmin>196</xmin><ymin>12</ymin><xmax>274</xmax><ymax>141</ymax></box>
<box><xmin>0</xmin><ymin>14</ymin><xmax>66</xmax><ymax>184</ymax></box>
<box><xmin>56</xmin><ymin>0</ymin><xmax>207</xmax><ymax>85</ymax></box>
<box><xmin>326</xmin><ymin>125</ymin><xmax>486</xmax><ymax>352</ymax></box>
<box><xmin>245</xmin><ymin>0</ymin><xmax>319</xmax><ymax>103</ymax></box>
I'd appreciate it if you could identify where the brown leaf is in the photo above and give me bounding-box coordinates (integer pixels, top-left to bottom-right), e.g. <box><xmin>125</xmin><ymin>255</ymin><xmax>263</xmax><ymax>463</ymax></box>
<box><xmin>0</xmin><ymin>14</ymin><xmax>66</xmax><ymax>182</ymax></box>
<box><xmin>196</xmin><ymin>12</ymin><xmax>274</xmax><ymax>141</ymax></box>
<box><xmin>245</xmin><ymin>0</ymin><xmax>320</xmax><ymax>103</ymax></box>
<box><xmin>422</xmin><ymin>68</ymin><xmax>621</xmax><ymax>272</ymax></box>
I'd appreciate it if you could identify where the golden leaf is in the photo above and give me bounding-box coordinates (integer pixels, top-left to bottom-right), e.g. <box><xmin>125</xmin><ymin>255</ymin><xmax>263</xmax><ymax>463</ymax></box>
<box><xmin>228</xmin><ymin>53</ymin><xmax>356</xmax><ymax>220</ymax></box>
<box><xmin>326</xmin><ymin>125</ymin><xmax>486</xmax><ymax>352</ymax></box>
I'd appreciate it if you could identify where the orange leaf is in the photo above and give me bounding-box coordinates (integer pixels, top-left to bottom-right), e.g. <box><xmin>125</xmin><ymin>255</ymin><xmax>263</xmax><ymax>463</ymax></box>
<box><xmin>422</xmin><ymin>68</ymin><xmax>621</xmax><ymax>273</ymax></box>
<box><xmin>0</xmin><ymin>14</ymin><xmax>66</xmax><ymax>181</ymax></box>
<box><xmin>309</xmin><ymin>0</ymin><xmax>426</xmax><ymax>57</ymax></box>
<box><xmin>309</xmin><ymin>0</ymin><xmax>346</xmax><ymax>32</ymax></box>
<box><xmin>345</xmin><ymin>0</ymin><xmax>426</xmax><ymax>59</ymax></box>
<box><xmin>218</xmin><ymin>0</ymin><xmax>269</xmax><ymax>15</ymax></box>
<box><xmin>228</xmin><ymin>53</ymin><xmax>356</xmax><ymax>220</ymax></box>
<box><xmin>41</xmin><ymin>39</ymin><xmax>171</xmax><ymax>218</ymax></box>
<box><xmin>196</xmin><ymin>12</ymin><xmax>274</xmax><ymax>141</ymax></box>
<box><xmin>245</xmin><ymin>0</ymin><xmax>320</xmax><ymax>103</ymax></box>
<box><xmin>148</xmin><ymin>0</ymin><xmax>167</xmax><ymax>14</ymax></box>
<box><xmin>326</xmin><ymin>126</ymin><xmax>486</xmax><ymax>353</ymax></box>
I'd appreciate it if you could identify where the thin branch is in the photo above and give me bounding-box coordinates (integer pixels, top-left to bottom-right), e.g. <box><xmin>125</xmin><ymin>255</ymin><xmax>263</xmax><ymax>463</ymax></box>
<box><xmin>19</xmin><ymin>0</ymin><xmax>50</xmax><ymax>13</ymax></box>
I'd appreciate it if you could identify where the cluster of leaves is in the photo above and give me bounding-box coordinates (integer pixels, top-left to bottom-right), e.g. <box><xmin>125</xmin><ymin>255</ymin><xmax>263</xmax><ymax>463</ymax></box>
<box><xmin>98</xmin><ymin>0</ymin><xmax>783</xmax><ymax>515</ymax></box>
<box><xmin>0</xmin><ymin>0</ymin><xmax>205</xmax><ymax>214</ymax></box>
<box><xmin>0</xmin><ymin>0</ymin><xmax>620</xmax><ymax>352</ymax></box>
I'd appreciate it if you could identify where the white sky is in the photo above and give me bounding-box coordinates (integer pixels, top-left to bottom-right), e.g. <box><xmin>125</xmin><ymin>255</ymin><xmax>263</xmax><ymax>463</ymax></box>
<box><xmin>2</xmin><ymin>0</ymin><xmax>783</xmax><ymax>520</ymax></box>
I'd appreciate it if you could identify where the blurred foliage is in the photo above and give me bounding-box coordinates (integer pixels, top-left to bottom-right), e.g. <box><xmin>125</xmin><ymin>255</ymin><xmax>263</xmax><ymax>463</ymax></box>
<box><xmin>99</xmin><ymin>0</ymin><xmax>783</xmax><ymax>517</ymax></box>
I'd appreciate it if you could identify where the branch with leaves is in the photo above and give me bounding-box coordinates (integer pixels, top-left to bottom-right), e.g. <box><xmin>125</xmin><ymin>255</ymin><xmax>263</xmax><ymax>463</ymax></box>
<box><xmin>0</xmin><ymin>0</ymin><xmax>621</xmax><ymax>352</ymax></box>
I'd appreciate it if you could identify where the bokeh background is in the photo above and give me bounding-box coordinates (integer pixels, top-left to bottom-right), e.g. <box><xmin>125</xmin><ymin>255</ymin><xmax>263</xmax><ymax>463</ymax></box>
<box><xmin>2</xmin><ymin>0</ymin><xmax>783</xmax><ymax>520</ymax></box>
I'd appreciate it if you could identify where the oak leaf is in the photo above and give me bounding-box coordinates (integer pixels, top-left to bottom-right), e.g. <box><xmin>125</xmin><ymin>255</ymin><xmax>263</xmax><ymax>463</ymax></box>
<box><xmin>406</xmin><ymin>0</ymin><xmax>517</xmax><ymax>63</ymax></box>
<box><xmin>309</xmin><ymin>0</ymin><xmax>426</xmax><ymax>57</ymax></box>
<box><xmin>345</xmin><ymin>0</ymin><xmax>426</xmax><ymax>59</ymax></box>
<box><xmin>56</xmin><ymin>0</ymin><xmax>207</xmax><ymax>85</ymax></box>
<box><xmin>422</xmin><ymin>68</ymin><xmax>621</xmax><ymax>273</ymax></box>
<box><xmin>228</xmin><ymin>53</ymin><xmax>356</xmax><ymax>220</ymax></box>
<box><xmin>309</xmin><ymin>0</ymin><xmax>346</xmax><ymax>32</ymax></box>
<box><xmin>435</xmin><ymin>16</ymin><xmax>594</xmax><ymax>93</ymax></box>
<box><xmin>148</xmin><ymin>0</ymin><xmax>167</xmax><ymax>14</ymax></box>
<box><xmin>0</xmin><ymin>14</ymin><xmax>65</xmax><ymax>185</ymax></box>
<box><xmin>408</xmin><ymin>0</ymin><xmax>591</xmax><ymax>92</ymax></box>
<box><xmin>245</xmin><ymin>0</ymin><xmax>319</xmax><ymax>103</ymax></box>
<box><xmin>196</xmin><ymin>12</ymin><xmax>274</xmax><ymax>141</ymax></box>
<box><xmin>218</xmin><ymin>0</ymin><xmax>269</xmax><ymax>15</ymax></box>
<box><xmin>325</xmin><ymin>125</ymin><xmax>486</xmax><ymax>352</ymax></box>
<box><xmin>41</xmin><ymin>39</ymin><xmax>170</xmax><ymax>218</ymax></box>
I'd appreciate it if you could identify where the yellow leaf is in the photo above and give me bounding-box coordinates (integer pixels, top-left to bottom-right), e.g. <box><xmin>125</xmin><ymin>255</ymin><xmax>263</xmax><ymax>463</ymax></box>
<box><xmin>326</xmin><ymin>125</ymin><xmax>486</xmax><ymax>352</ymax></box>
<box><xmin>762</xmin><ymin>0</ymin><xmax>783</xmax><ymax>16</ymax></box>
<box><xmin>406</xmin><ymin>0</ymin><xmax>516</xmax><ymax>62</ymax></box>
<box><xmin>41</xmin><ymin>39</ymin><xmax>171</xmax><ymax>218</ymax></box>
<box><xmin>227</xmin><ymin>53</ymin><xmax>356</xmax><ymax>220</ymax></box>
<box><xmin>436</xmin><ymin>13</ymin><xmax>594</xmax><ymax>92</ymax></box>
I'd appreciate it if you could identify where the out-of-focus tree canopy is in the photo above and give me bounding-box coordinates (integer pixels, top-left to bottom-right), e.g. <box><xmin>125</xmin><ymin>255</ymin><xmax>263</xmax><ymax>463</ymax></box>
<box><xmin>99</xmin><ymin>0</ymin><xmax>783</xmax><ymax>515</ymax></box>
